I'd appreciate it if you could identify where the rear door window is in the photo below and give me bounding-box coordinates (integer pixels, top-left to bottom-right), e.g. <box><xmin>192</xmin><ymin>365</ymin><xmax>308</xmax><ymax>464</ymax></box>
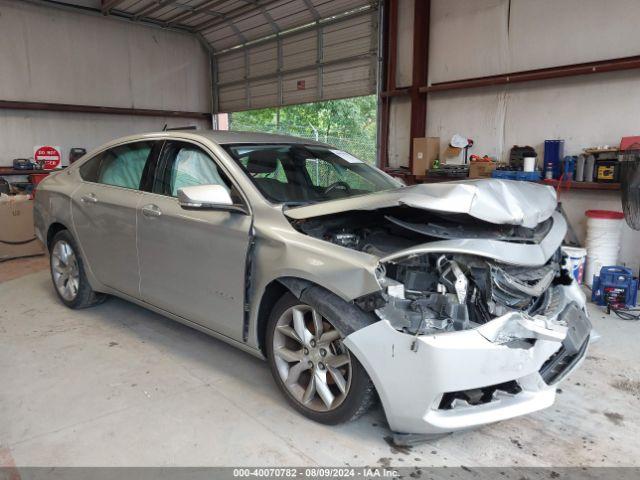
<box><xmin>79</xmin><ymin>141</ymin><xmax>154</xmax><ymax>190</ymax></box>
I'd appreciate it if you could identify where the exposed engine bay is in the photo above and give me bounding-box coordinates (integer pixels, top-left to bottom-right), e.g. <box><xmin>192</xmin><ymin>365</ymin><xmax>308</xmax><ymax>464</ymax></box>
<box><xmin>290</xmin><ymin>206</ymin><xmax>574</xmax><ymax>336</ymax></box>
<box><xmin>282</xmin><ymin>180</ymin><xmax>590</xmax><ymax>435</ymax></box>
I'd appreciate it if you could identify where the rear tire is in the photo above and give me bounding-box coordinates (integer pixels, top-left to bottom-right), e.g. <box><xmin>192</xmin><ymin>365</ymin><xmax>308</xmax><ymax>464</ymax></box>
<box><xmin>266</xmin><ymin>292</ymin><xmax>375</xmax><ymax>425</ymax></box>
<box><xmin>49</xmin><ymin>230</ymin><xmax>106</xmax><ymax>309</ymax></box>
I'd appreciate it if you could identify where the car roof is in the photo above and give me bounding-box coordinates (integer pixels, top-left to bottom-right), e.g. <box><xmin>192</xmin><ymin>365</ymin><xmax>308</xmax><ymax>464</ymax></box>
<box><xmin>125</xmin><ymin>129</ymin><xmax>328</xmax><ymax>147</ymax></box>
<box><xmin>199</xmin><ymin>130</ymin><xmax>329</xmax><ymax>146</ymax></box>
<box><xmin>74</xmin><ymin>130</ymin><xmax>334</xmax><ymax>170</ymax></box>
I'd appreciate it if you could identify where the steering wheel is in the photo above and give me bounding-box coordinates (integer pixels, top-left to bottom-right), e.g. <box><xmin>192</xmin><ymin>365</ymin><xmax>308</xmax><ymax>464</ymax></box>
<box><xmin>323</xmin><ymin>181</ymin><xmax>352</xmax><ymax>195</ymax></box>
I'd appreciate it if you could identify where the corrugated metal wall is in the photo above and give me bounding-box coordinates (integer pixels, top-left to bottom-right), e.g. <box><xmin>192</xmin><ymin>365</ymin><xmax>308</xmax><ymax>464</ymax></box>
<box><xmin>388</xmin><ymin>0</ymin><xmax>640</xmax><ymax>271</ymax></box>
<box><xmin>215</xmin><ymin>8</ymin><xmax>378</xmax><ymax>112</ymax></box>
<box><xmin>0</xmin><ymin>0</ymin><xmax>210</xmax><ymax>165</ymax></box>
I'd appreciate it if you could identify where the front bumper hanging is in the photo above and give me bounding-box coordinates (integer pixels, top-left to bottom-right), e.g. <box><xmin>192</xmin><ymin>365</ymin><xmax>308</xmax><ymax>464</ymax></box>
<box><xmin>343</xmin><ymin>284</ymin><xmax>591</xmax><ymax>435</ymax></box>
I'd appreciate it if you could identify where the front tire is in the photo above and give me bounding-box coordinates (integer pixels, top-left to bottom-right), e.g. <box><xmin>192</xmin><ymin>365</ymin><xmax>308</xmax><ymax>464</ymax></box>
<box><xmin>266</xmin><ymin>293</ymin><xmax>375</xmax><ymax>425</ymax></box>
<box><xmin>49</xmin><ymin>230</ymin><xmax>106</xmax><ymax>309</ymax></box>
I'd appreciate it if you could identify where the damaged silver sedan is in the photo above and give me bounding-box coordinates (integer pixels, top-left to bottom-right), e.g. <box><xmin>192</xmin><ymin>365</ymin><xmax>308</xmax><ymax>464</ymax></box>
<box><xmin>34</xmin><ymin>131</ymin><xmax>591</xmax><ymax>436</ymax></box>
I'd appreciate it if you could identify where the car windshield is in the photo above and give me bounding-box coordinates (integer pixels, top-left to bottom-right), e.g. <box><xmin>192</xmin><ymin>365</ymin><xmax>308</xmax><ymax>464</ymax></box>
<box><xmin>222</xmin><ymin>144</ymin><xmax>401</xmax><ymax>205</ymax></box>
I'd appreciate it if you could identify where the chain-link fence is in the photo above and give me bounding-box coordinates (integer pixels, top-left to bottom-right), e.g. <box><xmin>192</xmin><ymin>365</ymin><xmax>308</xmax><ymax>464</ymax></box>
<box><xmin>228</xmin><ymin>121</ymin><xmax>377</xmax><ymax>164</ymax></box>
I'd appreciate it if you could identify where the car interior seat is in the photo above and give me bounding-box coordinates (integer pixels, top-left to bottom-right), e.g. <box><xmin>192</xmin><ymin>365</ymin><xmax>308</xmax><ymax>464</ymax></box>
<box><xmin>246</xmin><ymin>149</ymin><xmax>300</xmax><ymax>202</ymax></box>
<box><xmin>99</xmin><ymin>145</ymin><xmax>150</xmax><ymax>189</ymax></box>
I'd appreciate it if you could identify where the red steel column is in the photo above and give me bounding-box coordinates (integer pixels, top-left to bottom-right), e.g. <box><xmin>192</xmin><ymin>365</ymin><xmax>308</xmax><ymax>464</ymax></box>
<box><xmin>408</xmin><ymin>0</ymin><xmax>430</xmax><ymax>171</ymax></box>
<box><xmin>378</xmin><ymin>0</ymin><xmax>398</xmax><ymax>168</ymax></box>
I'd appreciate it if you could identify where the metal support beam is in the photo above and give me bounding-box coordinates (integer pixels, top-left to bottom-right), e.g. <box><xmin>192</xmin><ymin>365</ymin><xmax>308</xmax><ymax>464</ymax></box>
<box><xmin>244</xmin><ymin>49</ymin><xmax>251</xmax><ymax>110</ymax></box>
<box><xmin>301</xmin><ymin>0</ymin><xmax>321</xmax><ymax>21</ymax></box>
<box><xmin>421</xmin><ymin>54</ymin><xmax>640</xmax><ymax>93</ymax></box>
<box><xmin>28</xmin><ymin>0</ymin><xmax>192</xmax><ymax>34</ymax></box>
<box><xmin>276</xmin><ymin>37</ymin><xmax>284</xmax><ymax>107</ymax></box>
<box><xmin>316</xmin><ymin>24</ymin><xmax>324</xmax><ymax>101</ymax></box>
<box><xmin>194</xmin><ymin>0</ymin><xmax>282</xmax><ymax>33</ymax></box>
<box><xmin>163</xmin><ymin>0</ymin><xmax>228</xmax><ymax>26</ymax></box>
<box><xmin>408</xmin><ymin>0</ymin><xmax>430</xmax><ymax>171</ymax></box>
<box><xmin>101</xmin><ymin>0</ymin><xmax>126</xmax><ymax>14</ymax></box>
<box><xmin>0</xmin><ymin>100</ymin><xmax>210</xmax><ymax>120</ymax></box>
<box><xmin>132</xmin><ymin>0</ymin><xmax>178</xmax><ymax>20</ymax></box>
<box><xmin>378</xmin><ymin>0</ymin><xmax>397</xmax><ymax>168</ymax></box>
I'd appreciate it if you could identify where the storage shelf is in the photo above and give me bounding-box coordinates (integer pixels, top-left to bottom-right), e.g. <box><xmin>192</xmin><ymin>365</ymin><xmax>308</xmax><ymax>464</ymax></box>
<box><xmin>0</xmin><ymin>167</ymin><xmax>52</xmax><ymax>176</ymax></box>
<box><xmin>540</xmin><ymin>179</ymin><xmax>620</xmax><ymax>191</ymax></box>
<box><xmin>409</xmin><ymin>175</ymin><xmax>620</xmax><ymax>191</ymax></box>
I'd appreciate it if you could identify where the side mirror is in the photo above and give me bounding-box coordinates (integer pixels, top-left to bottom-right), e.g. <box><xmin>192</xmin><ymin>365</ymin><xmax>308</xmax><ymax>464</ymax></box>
<box><xmin>177</xmin><ymin>185</ymin><xmax>247</xmax><ymax>214</ymax></box>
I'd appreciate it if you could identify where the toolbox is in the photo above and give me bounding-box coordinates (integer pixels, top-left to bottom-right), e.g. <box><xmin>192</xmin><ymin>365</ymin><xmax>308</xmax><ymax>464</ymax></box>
<box><xmin>591</xmin><ymin>266</ymin><xmax>638</xmax><ymax>307</ymax></box>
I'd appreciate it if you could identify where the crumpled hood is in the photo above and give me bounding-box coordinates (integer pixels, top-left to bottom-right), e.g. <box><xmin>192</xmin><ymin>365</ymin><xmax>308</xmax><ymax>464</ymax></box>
<box><xmin>284</xmin><ymin>179</ymin><xmax>557</xmax><ymax>228</ymax></box>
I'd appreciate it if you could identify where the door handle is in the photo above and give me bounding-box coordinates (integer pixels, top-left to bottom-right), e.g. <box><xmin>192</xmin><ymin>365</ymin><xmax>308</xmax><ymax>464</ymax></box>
<box><xmin>141</xmin><ymin>204</ymin><xmax>162</xmax><ymax>218</ymax></box>
<box><xmin>80</xmin><ymin>194</ymin><xmax>98</xmax><ymax>204</ymax></box>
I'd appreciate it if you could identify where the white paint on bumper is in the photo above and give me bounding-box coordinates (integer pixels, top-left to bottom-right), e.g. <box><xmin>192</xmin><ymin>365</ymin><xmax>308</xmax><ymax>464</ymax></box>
<box><xmin>344</xmin><ymin>314</ymin><xmax>584</xmax><ymax>435</ymax></box>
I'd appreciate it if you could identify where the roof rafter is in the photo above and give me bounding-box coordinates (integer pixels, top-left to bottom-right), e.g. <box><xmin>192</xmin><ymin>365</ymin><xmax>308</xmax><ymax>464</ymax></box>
<box><xmin>132</xmin><ymin>0</ymin><xmax>180</xmax><ymax>21</ymax></box>
<box><xmin>162</xmin><ymin>0</ymin><xmax>229</xmax><ymax>26</ymax></box>
<box><xmin>193</xmin><ymin>0</ymin><xmax>283</xmax><ymax>33</ymax></box>
<box><xmin>101</xmin><ymin>0</ymin><xmax>127</xmax><ymax>14</ymax></box>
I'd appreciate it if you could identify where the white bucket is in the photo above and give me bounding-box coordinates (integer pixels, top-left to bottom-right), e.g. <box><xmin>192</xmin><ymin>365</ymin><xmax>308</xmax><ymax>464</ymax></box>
<box><xmin>561</xmin><ymin>246</ymin><xmax>587</xmax><ymax>284</ymax></box>
<box><xmin>584</xmin><ymin>210</ymin><xmax>624</xmax><ymax>287</ymax></box>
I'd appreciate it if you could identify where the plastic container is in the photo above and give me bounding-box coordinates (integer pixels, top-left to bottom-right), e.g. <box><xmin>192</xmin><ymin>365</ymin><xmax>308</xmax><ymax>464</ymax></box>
<box><xmin>544</xmin><ymin>140</ymin><xmax>564</xmax><ymax>179</ymax></box>
<box><xmin>575</xmin><ymin>154</ymin><xmax>586</xmax><ymax>182</ymax></box>
<box><xmin>591</xmin><ymin>266</ymin><xmax>638</xmax><ymax>307</ymax></box>
<box><xmin>515</xmin><ymin>171</ymin><xmax>542</xmax><ymax>181</ymax></box>
<box><xmin>561</xmin><ymin>246</ymin><xmax>587</xmax><ymax>284</ymax></box>
<box><xmin>491</xmin><ymin>170</ymin><xmax>517</xmax><ymax>180</ymax></box>
<box><xmin>584</xmin><ymin>154</ymin><xmax>595</xmax><ymax>182</ymax></box>
<box><xmin>563</xmin><ymin>156</ymin><xmax>576</xmax><ymax>181</ymax></box>
<box><xmin>523</xmin><ymin>157</ymin><xmax>536</xmax><ymax>172</ymax></box>
<box><xmin>584</xmin><ymin>210</ymin><xmax>625</xmax><ymax>287</ymax></box>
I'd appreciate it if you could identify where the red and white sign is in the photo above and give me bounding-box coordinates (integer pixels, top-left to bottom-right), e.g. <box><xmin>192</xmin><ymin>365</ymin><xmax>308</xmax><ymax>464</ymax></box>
<box><xmin>34</xmin><ymin>145</ymin><xmax>62</xmax><ymax>170</ymax></box>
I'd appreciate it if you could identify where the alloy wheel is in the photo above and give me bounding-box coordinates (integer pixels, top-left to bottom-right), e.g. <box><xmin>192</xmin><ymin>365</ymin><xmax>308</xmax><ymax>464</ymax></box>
<box><xmin>51</xmin><ymin>240</ymin><xmax>80</xmax><ymax>302</ymax></box>
<box><xmin>272</xmin><ymin>305</ymin><xmax>352</xmax><ymax>412</ymax></box>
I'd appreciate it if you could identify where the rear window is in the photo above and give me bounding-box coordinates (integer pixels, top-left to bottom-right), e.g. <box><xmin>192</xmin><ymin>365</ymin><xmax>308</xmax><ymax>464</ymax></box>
<box><xmin>79</xmin><ymin>141</ymin><xmax>153</xmax><ymax>190</ymax></box>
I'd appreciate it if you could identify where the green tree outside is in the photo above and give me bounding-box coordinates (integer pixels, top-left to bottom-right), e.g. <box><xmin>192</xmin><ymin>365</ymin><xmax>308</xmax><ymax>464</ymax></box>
<box><xmin>228</xmin><ymin>95</ymin><xmax>378</xmax><ymax>164</ymax></box>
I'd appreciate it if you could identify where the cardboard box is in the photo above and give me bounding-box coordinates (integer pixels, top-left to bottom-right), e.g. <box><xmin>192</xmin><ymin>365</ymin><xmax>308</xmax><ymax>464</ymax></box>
<box><xmin>412</xmin><ymin>137</ymin><xmax>440</xmax><ymax>175</ymax></box>
<box><xmin>0</xmin><ymin>196</ymin><xmax>44</xmax><ymax>261</ymax></box>
<box><xmin>469</xmin><ymin>162</ymin><xmax>497</xmax><ymax>178</ymax></box>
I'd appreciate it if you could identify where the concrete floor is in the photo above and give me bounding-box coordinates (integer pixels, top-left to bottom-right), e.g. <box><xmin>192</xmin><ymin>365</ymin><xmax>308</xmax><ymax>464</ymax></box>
<box><xmin>1</xmin><ymin>257</ymin><xmax>639</xmax><ymax>467</ymax></box>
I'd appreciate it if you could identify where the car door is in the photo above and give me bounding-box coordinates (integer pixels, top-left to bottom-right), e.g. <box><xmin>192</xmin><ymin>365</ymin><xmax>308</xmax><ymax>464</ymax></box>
<box><xmin>72</xmin><ymin>140</ymin><xmax>160</xmax><ymax>297</ymax></box>
<box><xmin>137</xmin><ymin>140</ymin><xmax>252</xmax><ymax>340</ymax></box>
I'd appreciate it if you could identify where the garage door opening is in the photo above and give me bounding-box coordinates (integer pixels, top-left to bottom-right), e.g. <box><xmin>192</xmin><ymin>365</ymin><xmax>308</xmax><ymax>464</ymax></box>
<box><xmin>225</xmin><ymin>95</ymin><xmax>377</xmax><ymax>164</ymax></box>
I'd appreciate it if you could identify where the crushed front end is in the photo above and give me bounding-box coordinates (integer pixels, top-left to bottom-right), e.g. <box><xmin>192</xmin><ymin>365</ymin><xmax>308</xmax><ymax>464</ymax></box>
<box><xmin>344</xmin><ymin>219</ymin><xmax>590</xmax><ymax>435</ymax></box>
<box><xmin>287</xmin><ymin>180</ymin><xmax>592</xmax><ymax>434</ymax></box>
